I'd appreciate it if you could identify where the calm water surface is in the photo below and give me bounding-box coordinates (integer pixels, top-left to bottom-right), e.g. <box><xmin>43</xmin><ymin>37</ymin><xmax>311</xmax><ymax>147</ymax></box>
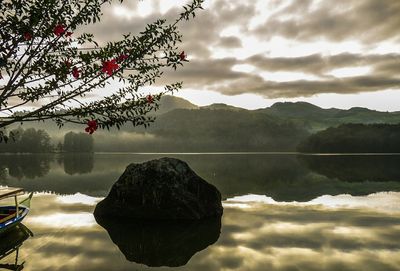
<box><xmin>0</xmin><ymin>153</ymin><xmax>400</xmax><ymax>270</ymax></box>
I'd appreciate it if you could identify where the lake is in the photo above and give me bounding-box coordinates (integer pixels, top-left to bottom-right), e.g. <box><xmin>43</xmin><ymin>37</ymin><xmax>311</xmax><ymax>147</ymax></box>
<box><xmin>1</xmin><ymin>153</ymin><xmax>400</xmax><ymax>270</ymax></box>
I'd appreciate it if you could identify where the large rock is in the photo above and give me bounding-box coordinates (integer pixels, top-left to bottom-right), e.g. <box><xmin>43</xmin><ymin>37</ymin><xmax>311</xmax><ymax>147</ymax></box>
<box><xmin>94</xmin><ymin>157</ymin><xmax>223</xmax><ymax>220</ymax></box>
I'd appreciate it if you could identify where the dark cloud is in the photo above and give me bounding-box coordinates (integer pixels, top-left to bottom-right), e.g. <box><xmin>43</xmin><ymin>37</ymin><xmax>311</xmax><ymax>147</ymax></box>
<box><xmin>253</xmin><ymin>0</ymin><xmax>400</xmax><ymax>43</ymax></box>
<box><xmin>156</xmin><ymin>53</ymin><xmax>400</xmax><ymax>98</ymax></box>
<box><xmin>217</xmin><ymin>36</ymin><xmax>242</xmax><ymax>48</ymax></box>
<box><xmin>221</xmin><ymin>75</ymin><xmax>400</xmax><ymax>98</ymax></box>
<box><xmin>245</xmin><ymin>53</ymin><xmax>399</xmax><ymax>75</ymax></box>
<box><xmin>158</xmin><ymin>57</ymin><xmax>256</xmax><ymax>87</ymax></box>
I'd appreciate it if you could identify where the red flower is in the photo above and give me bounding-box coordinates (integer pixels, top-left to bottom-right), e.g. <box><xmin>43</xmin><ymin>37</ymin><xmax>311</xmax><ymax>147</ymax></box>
<box><xmin>66</xmin><ymin>31</ymin><xmax>73</xmax><ymax>37</ymax></box>
<box><xmin>54</xmin><ymin>24</ymin><xmax>65</xmax><ymax>36</ymax></box>
<box><xmin>85</xmin><ymin>120</ymin><xmax>98</xmax><ymax>134</ymax></box>
<box><xmin>179</xmin><ymin>51</ymin><xmax>187</xmax><ymax>61</ymax></box>
<box><xmin>146</xmin><ymin>94</ymin><xmax>154</xmax><ymax>104</ymax></box>
<box><xmin>72</xmin><ymin>67</ymin><xmax>80</xmax><ymax>79</ymax></box>
<box><xmin>117</xmin><ymin>54</ymin><xmax>129</xmax><ymax>62</ymax></box>
<box><xmin>23</xmin><ymin>32</ymin><xmax>32</xmax><ymax>41</ymax></box>
<box><xmin>101</xmin><ymin>59</ymin><xmax>119</xmax><ymax>76</ymax></box>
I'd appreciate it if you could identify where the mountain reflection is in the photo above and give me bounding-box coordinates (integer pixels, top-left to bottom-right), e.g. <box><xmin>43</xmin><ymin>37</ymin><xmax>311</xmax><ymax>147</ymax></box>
<box><xmin>95</xmin><ymin>215</ymin><xmax>221</xmax><ymax>267</ymax></box>
<box><xmin>1</xmin><ymin>154</ymin><xmax>400</xmax><ymax>201</ymax></box>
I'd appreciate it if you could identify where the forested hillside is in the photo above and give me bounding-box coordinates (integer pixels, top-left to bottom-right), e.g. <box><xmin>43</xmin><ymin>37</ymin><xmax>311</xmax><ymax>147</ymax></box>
<box><xmin>4</xmin><ymin>96</ymin><xmax>400</xmax><ymax>152</ymax></box>
<box><xmin>298</xmin><ymin>123</ymin><xmax>400</xmax><ymax>153</ymax></box>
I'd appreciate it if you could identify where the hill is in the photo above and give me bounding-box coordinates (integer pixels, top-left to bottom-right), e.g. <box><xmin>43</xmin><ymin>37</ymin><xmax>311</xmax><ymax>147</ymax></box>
<box><xmin>6</xmin><ymin>95</ymin><xmax>199</xmax><ymax>135</ymax></box>
<box><xmin>155</xmin><ymin>95</ymin><xmax>199</xmax><ymax>114</ymax></box>
<box><xmin>95</xmin><ymin>108</ymin><xmax>310</xmax><ymax>152</ymax></box>
<box><xmin>6</xmin><ymin>97</ymin><xmax>400</xmax><ymax>152</ymax></box>
<box><xmin>260</xmin><ymin>102</ymin><xmax>400</xmax><ymax>131</ymax></box>
<box><xmin>201</xmin><ymin>103</ymin><xmax>244</xmax><ymax>111</ymax></box>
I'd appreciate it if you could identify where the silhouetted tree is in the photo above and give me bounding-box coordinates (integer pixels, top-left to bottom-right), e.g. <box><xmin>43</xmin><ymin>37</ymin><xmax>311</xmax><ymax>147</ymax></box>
<box><xmin>0</xmin><ymin>127</ymin><xmax>52</xmax><ymax>153</ymax></box>
<box><xmin>56</xmin><ymin>141</ymin><xmax>63</xmax><ymax>153</ymax></box>
<box><xmin>63</xmin><ymin>131</ymin><xmax>93</xmax><ymax>152</ymax></box>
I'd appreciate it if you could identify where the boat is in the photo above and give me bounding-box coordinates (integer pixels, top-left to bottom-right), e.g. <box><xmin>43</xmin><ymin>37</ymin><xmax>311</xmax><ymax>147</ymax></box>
<box><xmin>0</xmin><ymin>223</ymin><xmax>33</xmax><ymax>271</ymax></box>
<box><xmin>0</xmin><ymin>187</ymin><xmax>33</xmax><ymax>235</ymax></box>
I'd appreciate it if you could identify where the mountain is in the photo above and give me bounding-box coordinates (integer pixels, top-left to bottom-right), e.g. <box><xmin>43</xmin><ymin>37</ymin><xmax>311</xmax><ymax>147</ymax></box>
<box><xmin>260</xmin><ymin>102</ymin><xmax>400</xmax><ymax>131</ymax></box>
<box><xmin>201</xmin><ymin>103</ymin><xmax>244</xmax><ymax>111</ymax></box>
<box><xmin>264</xmin><ymin>102</ymin><xmax>340</xmax><ymax>118</ymax></box>
<box><xmin>96</xmin><ymin>108</ymin><xmax>310</xmax><ymax>152</ymax></box>
<box><xmin>6</xmin><ymin>96</ymin><xmax>400</xmax><ymax>152</ymax></box>
<box><xmin>6</xmin><ymin>95</ymin><xmax>199</xmax><ymax>134</ymax></box>
<box><xmin>155</xmin><ymin>95</ymin><xmax>198</xmax><ymax>114</ymax></box>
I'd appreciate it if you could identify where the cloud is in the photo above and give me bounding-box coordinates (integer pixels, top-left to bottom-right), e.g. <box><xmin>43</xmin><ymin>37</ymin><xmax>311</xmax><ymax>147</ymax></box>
<box><xmin>80</xmin><ymin>0</ymin><xmax>256</xmax><ymax>58</ymax></box>
<box><xmin>158</xmin><ymin>57</ymin><xmax>258</xmax><ymax>87</ymax></box>
<box><xmin>221</xmin><ymin>75</ymin><xmax>400</xmax><ymax>98</ymax></box>
<box><xmin>252</xmin><ymin>0</ymin><xmax>400</xmax><ymax>43</ymax></box>
<box><xmin>77</xmin><ymin>0</ymin><xmax>400</xmax><ymax>100</ymax></box>
<box><xmin>156</xmin><ymin>52</ymin><xmax>400</xmax><ymax>98</ymax></box>
<box><xmin>217</xmin><ymin>36</ymin><xmax>242</xmax><ymax>48</ymax></box>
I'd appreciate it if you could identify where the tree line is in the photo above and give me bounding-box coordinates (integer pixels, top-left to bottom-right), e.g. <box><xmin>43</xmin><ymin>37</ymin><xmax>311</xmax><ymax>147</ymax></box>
<box><xmin>3</xmin><ymin>122</ymin><xmax>400</xmax><ymax>154</ymax></box>
<box><xmin>0</xmin><ymin>128</ymin><xmax>93</xmax><ymax>153</ymax></box>
<box><xmin>298</xmin><ymin>123</ymin><xmax>400</xmax><ymax>153</ymax></box>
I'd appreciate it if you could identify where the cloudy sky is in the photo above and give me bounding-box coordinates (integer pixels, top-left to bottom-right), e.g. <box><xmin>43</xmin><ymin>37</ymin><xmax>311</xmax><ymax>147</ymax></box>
<box><xmin>88</xmin><ymin>0</ymin><xmax>400</xmax><ymax>111</ymax></box>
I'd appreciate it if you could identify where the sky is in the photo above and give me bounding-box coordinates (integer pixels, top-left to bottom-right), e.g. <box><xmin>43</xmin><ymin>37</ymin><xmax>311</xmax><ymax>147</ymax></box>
<box><xmin>85</xmin><ymin>0</ymin><xmax>400</xmax><ymax>111</ymax></box>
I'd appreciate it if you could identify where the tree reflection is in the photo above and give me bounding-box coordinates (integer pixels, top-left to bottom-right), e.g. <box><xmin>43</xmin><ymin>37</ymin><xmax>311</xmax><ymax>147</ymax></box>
<box><xmin>1</xmin><ymin>154</ymin><xmax>400</xmax><ymax>202</ymax></box>
<box><xmin>0</xmin><ymin>155</ymin><xmax>51</xmax><ymax>180</ymax></box>
<box><xmin>179</xmin><ymin>154</ymin><xmax>400</xmax><ymax>202</ymax></box>
<box><xmin>63</xmin><ymin>154</ymin><xmax>94</xmax><ymax>175</ymax></box>
<box><xmin>299</xmin><ymin>155</ymin><xmax>400</xmax><ymax>182</ymax></box>
<box><xmin>95</xmin><ymin>214</ymin><xmax>221</xmax><ymax>267</ymax></box>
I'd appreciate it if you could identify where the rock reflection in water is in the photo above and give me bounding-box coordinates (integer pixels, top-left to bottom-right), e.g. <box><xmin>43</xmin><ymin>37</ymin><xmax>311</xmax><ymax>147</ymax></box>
<box><xmin>95</xmin><ymin>215</ymin><xmax>221</xmax><ymax>267</ymax></box>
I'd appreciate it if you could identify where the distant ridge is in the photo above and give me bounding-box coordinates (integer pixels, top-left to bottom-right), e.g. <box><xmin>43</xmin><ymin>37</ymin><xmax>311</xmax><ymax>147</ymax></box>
<box><xmin>201</xmin><ymin>103</ymin><xmax>244</xmax><ymax>111</ymax></box>
<box><xmin>271</xmin><ymin>101</ymin><xmax>322</xmax><ymax>110</ymax></box>
<box><xmin>263</xmin><ymin>101</ymin><xmax>341</xmax><ymax>117</ymax></box>
<box><xmin>257</xmin><ymin>101</ymin><xmax>400</xmax><ymax>131</ymax></box>
<box><xmin>156</xmin><ymin>95</ymin><xmax>198</xmax><ymax>114</ymax></box>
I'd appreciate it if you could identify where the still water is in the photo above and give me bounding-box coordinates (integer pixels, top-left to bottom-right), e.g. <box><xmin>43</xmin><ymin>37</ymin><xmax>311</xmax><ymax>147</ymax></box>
<box><xmin>0</xmin><ymin>153</ymin><xmax>400</xmax><ymax>270</ymax></box>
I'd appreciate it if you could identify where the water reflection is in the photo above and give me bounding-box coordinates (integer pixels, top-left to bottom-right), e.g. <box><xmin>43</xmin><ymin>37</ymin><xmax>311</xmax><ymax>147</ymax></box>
<box><xmin>63</xmin><ymin>154</ymin><xmax>94</xmax><ymax>175</ymax></box>
<box><xmin>0</xmin><ymin>155</ymin><xmax>51</xmax><ymax>180</ymax></box>
<box><xmin>1</xmin><ymin>154</ymin><xmax>400</xmax><ymax>201</ymax></box>
<box><xmin>0</xmin><ymin>224</ymin><xmax>33</xmax><ymax>271</ymax></box>
<box><xmin>1</xmin><ymin>154</ymin><xmax>399</xmax><ymax>270</ymax></box>
<box><xmin>13</xmin><ymin>193</ymin><xmax>400</xmax><ymax>270</ymax></box>
<box><xmin>299</xmin><ymin>155</ymin><xmax>400</xmax><ymax>182</ymax></box>
<box><xmin>217</xmin><ymin>202</ymin><xmax>400</xmax><ymax>271</ymax></box>
<box><xmin>95</xmin><ymin>215</ymin><xmax>221</xmax><ymax>267</ymax></box>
